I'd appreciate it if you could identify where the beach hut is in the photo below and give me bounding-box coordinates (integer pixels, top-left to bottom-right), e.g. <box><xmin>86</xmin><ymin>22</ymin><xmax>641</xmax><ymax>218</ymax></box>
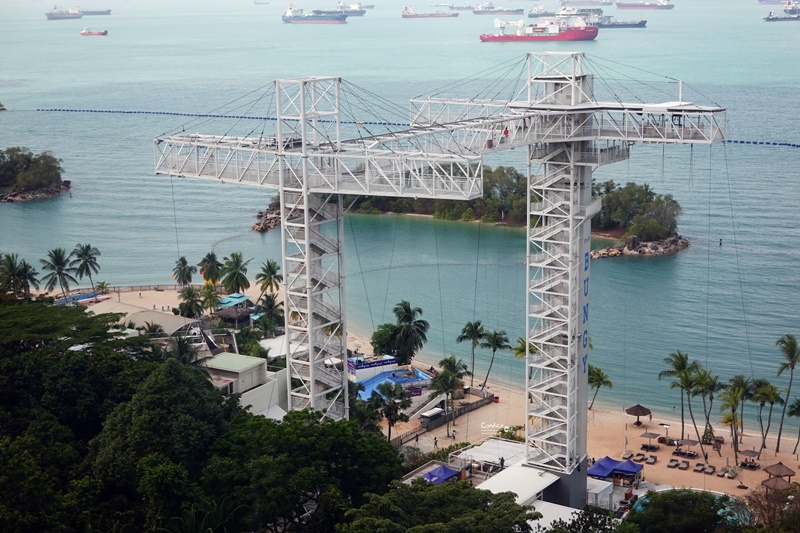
<box><xmin>587</xmin><ymin>456</ymin><xmax>643</xmax><ymax>487</ymax></box>
<box><xmin>421</xmin><ymin>464</ymin><xmax>461</xmax><ymax>484</ymax></box>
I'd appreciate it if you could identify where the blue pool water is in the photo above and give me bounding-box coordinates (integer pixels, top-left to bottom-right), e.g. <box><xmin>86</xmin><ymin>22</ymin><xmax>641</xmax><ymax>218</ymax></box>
<box><xmin>357</xmin><ymin>368</ymin><xmax>433</xmax><ymax>401</ymax></box>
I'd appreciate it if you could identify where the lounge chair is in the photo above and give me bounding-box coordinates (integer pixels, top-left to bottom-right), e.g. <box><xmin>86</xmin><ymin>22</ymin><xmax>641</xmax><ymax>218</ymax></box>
<box><xmin>646</xmin><ymin>455</ymin><xmax>657</xmax><ymax>465</ymax></box>
<box><xmin>667</xmin><ymin>459</ymin><xmax>680</xmax><ymax>469</ymax></box>
<box><xmin>693</xmin><ymin>463</ymin><xmax>705</xmax><ymax>473</ymax></box>
<box><xmin>704</xmin><ymin>465</ymin><xmax>716</xmax><ymax>475</ymax></box>
<box><xmin>621</xmin><ymin>450</ymin><xmax>633</xmax><ymax>460</ymax></box>
<box><xmin>632</xmin><ymin>453</ymin><xmax>647</xmax><ymax>462</ymax></box>
<box><xmin>678</xmin><ymin>461</ymin><xmax>689</xmax><ymax>470</ymax></box>
<box><xmin>717</xmin><ymin>469</ymin><xmax>727</xmax><ymax>478</ymax></box>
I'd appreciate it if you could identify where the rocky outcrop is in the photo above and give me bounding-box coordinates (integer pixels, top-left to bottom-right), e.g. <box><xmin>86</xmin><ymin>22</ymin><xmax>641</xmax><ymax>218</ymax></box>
<box><xmin>590</xmin><ymin>233</ymin><xmax>689</xmax><ymax>260</ymax></box>
<box><xmin>0</xmin><ymin>181</ymin><xmax>70</xmax><ymax>203</ymax></box>
<box><xmin>251</xmin><ymin>206</ymin><xmax>281</xmax><ymax>232</ymax></box>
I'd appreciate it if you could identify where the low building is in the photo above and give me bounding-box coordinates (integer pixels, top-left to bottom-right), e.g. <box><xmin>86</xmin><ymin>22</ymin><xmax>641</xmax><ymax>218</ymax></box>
<box><xmin>200</xmin><ymin>352</ymin><xmax>288</xmax><ymax>419</ymax></box>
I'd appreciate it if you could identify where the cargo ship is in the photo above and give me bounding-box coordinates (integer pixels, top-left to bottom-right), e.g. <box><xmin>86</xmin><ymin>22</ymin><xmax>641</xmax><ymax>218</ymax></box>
<box><xmin>590</xmin><ymin>15</ymin><xmax>646</xmax><ymax>26</ymax></box>
<box><xmin>473</xmin><ymin>2</ymin><xmax>525</xmax><ymax>14</ymax></box>
<box><xmin>480</xmin><ymin>16</ymin><xmax>599</xmax><ymax>40</ymax></box>
<box><xmin>528</xmin><ymin>5</ymin><xmax>556</xmax><ymax>17</ymax></box>
<box><xmin>784</xmin><ymin>1</ymin><xmax>800</xmax><ymax>15</ymax></box>
<box><xmin>402</xmin><ymin>6</ymin><xmax>459</xmax><ymax>17</ymax></box>
<box><xmin>80</xmin><ymin>27</ymin><xmax>108</xmax><ymax>35</ymax></box>
<box><xmin>82</xmin><ymin>9</ymin><xmax>111</xmax><ymax>15</ymax></box>
<box><xmin>562</xmin><ymin>0</ymin><xmax>613</xmax><ymax>5</ymax></box>
<box><xmin>615</xmin><ymin>0</ymin><xmax>673</xmax><ymax>9</ymax></box>
<box><xmin>282</xmin><ymin>5</ymin><xmax>348</xmax><ymax>22</ymax></box>
<box><xmin>450</xmin><ymin>3</ymin><xmax>475</xmax><ymax>9</ymax></box>
<box><xmin>764</xmin><ymin>10</ymin><xmax>800</xmax><ymax>20</ymax></box>
<box><xmin>45</xmin><ymin>6</ymin><xmax>83</xmax><ymax>20</ymax></box>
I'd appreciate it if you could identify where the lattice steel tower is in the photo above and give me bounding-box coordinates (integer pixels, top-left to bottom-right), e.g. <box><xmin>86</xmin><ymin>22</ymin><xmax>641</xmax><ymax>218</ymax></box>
<box><xmin>154</xmin><ymin>52</ymin><xmax>725</xmax><ymax>507</ymax></box>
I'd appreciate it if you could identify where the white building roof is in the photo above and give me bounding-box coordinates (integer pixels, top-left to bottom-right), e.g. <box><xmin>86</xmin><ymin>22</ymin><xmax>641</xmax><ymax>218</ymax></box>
<box><xmin>477</xmin><ymin>463</ymin><xmax>559</xmax><ymax>506</ymax></box>
<box><xmin>529</xmin><ymin>501</ymin><xmax>580</xmax><ymax>530</ymax></box>
<box><xmin>88</xmin><ymin>300</ymin><xmax>198</xmax><ymax>336</ymax></box>
<box><xmin>458</xmin><ymin>439</ymin><xmax>528</xmax><ymax>466</ymax></box>
<box><xmin>203</xmin><ymin>352</ymin><xmax>265</xmax><ymax>373</ymax></box>
<box><xmin>257</xmin><ymin>404</ymin><xmax>287</xmax><ymax>421</ymax></box>
<box><xmin>587</xmin><ymin>476</ymin><xmax>613</xmax><ymax>496</ymax></box>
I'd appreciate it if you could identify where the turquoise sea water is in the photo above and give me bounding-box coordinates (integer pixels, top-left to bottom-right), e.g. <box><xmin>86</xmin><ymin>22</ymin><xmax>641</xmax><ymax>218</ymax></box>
<box><xmin>1</xmin><ymin>0</ymin><xmax>800</xmax><ymax>421</ymax></box>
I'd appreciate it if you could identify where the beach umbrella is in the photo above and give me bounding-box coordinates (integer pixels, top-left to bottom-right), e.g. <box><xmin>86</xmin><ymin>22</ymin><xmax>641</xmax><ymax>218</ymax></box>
<box><xmin>764</xmin><ymin>461</ymin><xmax>796</xmax><ymax>480</ymax></box>
<box><xmin>640</xmin><ymin>431</ymin><xmax>660</xmax><ymax>446</ymax></box>
<box><xmin>740</xmin><ymin>449</ymin><xmax>760</xmax><ymax>458</ymax></box>
<box><xmin>762</xmin><ymin>476</ymin><xmax>792</xmax><ymax>491</ymax></box>
<box><xmin>625</xmin><ymin>404</ymin><xmax>652</xmax><ymax>426</ymax></box>
<box><xmin>679</xmin><ymin>438</ymin><xmax>699</xmax><ymax>447</ymax></box>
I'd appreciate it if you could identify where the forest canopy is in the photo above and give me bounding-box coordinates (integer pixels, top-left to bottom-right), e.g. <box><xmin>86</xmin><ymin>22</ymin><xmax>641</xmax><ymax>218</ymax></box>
<box><xmin>0</xmin><ymin>146</ymin><xmax>63</xmax><ymax>193</ymax></box>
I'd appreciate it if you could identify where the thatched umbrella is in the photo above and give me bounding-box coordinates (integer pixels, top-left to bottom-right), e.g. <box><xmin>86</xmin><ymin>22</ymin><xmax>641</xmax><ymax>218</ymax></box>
<box><xmin>626</xmin><ymin>404</ymin><xmax>652</xmax><ymax>426</ymax></box>
<box><xmin>764</xmin><ymin>461</ymin><xmax>796</xmax><ymax>481</ymax></box>
<box><xmin>740</xmin><ymin>449</ymin><xmax>760</xmax><ymax>458</ymax></box>
<box><xmin>762</xmin><ymin>476</ymin><xmax>792</xmax><ymax>492</ymax></box>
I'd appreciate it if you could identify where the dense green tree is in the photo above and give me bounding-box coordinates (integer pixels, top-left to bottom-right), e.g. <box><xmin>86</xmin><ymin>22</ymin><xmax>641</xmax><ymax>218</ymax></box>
<box><xmin>348</xmin><ymin>382</ymin><xmax>382</xmax><ymax>434</ymax></box>
<box><xmin>0</xmin><ymin>147</ymin><xmax>63</xmax><ymax>192</ymax></box>
<box><xmin>776</xmin><ymin>334</ymin><xmax>800</xmax><ymax>453</ymax></box>
<box><xmin>255</xmin><ymin>292</ymin><xmax>284</xmax><ymax>335</ymax></box>
<box><xmin>339</xmin><ymin>479</ymin><xmax>538</xmax><ymax>533</ymax></box>
<box><xmin>588</xmin><ymin>364</ymin><xmax>613</xmax><ymax>410</ymax></box>
<box><xmin>532</xmin><ymin>507</ymin><xmax>634</xmax><ymax>533</ymax></box>
<box><xmin>625</xmin><ymin>489</ymin><xmax>733</xmax><ymax>532</ymax></box>
<box><xmin>370</xmin><ymin>322</ymin><xmax>399</xmax><ymax>358</ymax></box>
<box><xmin>172</xmin><ymin>256</ymin><xmax>196</xmax><ymax>287</ymax></box>
<box><xmin>592</xmin><ymin>181</ymin><xmax>682</xmax><ymax>240</ymax></box>
<box><xmin>370</xmin><ymin>381</ymin><xmax>412</xmax><ymax>443</ymax></box>
<box><xmin>220</xmin><ymin>252</ymin><xmax>252</xmax><ymax>295</ymax></box>
<box><xmin>439</xmin><ymin>354</ymin><xmax>471</xmax><ymax>381</ymax></box>
<box><xmin>657</xmin><ymin>350</ymin><xmax>699</xmax><ymax>440</ymax></box>
<box><xmin>40</xmin><ymin>247</ymin><xmax>77</xmax><ymax>301</ymax></box>
<box><xmin>789</xmin><ymin>397</ymin><xmax>800</xmax><ymax>455</ymax></box>
<box><xmin>198</xmin><ymin>283</ymin><xmax>220</xmax><ymax>315</ymax></box>
<box><xmin>480</xmin><ymin>329</ymin><xmax>511</xmax><ymax>389</ymax></box>
<box><xmin>70</xmin><ymin>243</ymin><xmax>101</xmax><ymax>299</ymax></box>
<box><xmin>198</xmin><ymin>252</ymin><xmax>223</xmax><ymax>286</ymax></box>
<box><xmin>456</xmin><ymin>320</ymin><xmax>486</xmax><ymax>387</ymax></box>
<box><xmin>0</xmin><ymin>253</ymin><xmax>40</xmax><ymax>298</ymax></box>
<box><xmin>392</xmin><ymin>300</ymin><xmax>429</xmax><ymax>366</ymax></box>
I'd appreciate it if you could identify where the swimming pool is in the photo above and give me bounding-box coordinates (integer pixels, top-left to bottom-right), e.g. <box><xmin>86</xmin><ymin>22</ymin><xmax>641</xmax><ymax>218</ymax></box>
<box><xmin>357</xmin><ymin>368</ymin><xmax>433</xmax><ymax>400</ymax></box>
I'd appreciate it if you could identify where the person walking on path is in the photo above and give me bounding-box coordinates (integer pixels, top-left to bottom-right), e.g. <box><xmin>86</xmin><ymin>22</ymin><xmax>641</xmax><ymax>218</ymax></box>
<box><xmin>434</xmin><ymin>437</ymin><xmax>438</xmax><ymax>449</ymax></box>
<box><xmin>452</xmin><ymin>430</ymin><xmax>456</xmax><ymax>441</ymax></box>
<box><xmin>415</xmin><ymin>434</ymin><xmax>419</xmax><ymax>446</ymax></box>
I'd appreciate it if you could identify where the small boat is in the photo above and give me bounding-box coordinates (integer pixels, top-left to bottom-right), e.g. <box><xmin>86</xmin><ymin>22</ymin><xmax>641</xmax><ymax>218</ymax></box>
<box><xmin>528</xmin><ymin>5</ymin><xmax>556</xmax><ymax>17</ymax></box>
<box><xmin>764</xmin><ymin>10</ymin><xmax>800</xmax><ymax>20</ymax></box>
<box><xmin>480</xmin><ymin>16</ymin><xmax>599</xmax><ymax>40</ymax></box>
<box><xmin>80</xmin><ymin>27</ymin><xmax>108</xmax><ymax>35</ymax></box>
<box><xmin>282</xmin><ymin>4</ymin><xmax>348</xmax><ymax>22</ymax></box>
<box><xmin>473</xmin><ymin>2</ymin><xmax>525</xmax><ymax>14</ymax></box>
<box><xmin>45</xmin><ymin>6</ymin><xmax>83</xmax><ymax>20</ymax></box>
<box><xmin>757</xmin><ymin>0</ymin><xmax>785</xmax><ymax>4</ymax></box>
<box><xmin>82</xmin><ymin>9</ymin><xmax>111</xmax><ymax>15</ymax></box>
<box><xmin>784</xmin><ymin>1</ymin><xmax>800</xmax><ymax>15</ymax></box>
<box><xmin>402</xmin><ymin>6</ymin><xmax>459</xmax><ymax>16</ymax></box>
<box><xmin>615</xmin><ymin>0</ymin><xmax>673</xmax><ymax>9</ymax></box>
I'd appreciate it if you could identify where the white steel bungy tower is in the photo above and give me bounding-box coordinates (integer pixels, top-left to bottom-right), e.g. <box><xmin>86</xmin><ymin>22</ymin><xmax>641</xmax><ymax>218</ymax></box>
<box><xmin>153</xmin><ymin>53</ymin><xmax>725</xmax><ymax>506</ymax></box>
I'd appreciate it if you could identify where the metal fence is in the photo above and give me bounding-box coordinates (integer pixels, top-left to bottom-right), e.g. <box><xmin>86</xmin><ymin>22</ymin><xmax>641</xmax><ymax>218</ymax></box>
<box><xmin>423</xmin><ymin>393</ymin><xmax>495</xmax><ymax>432</ymax></box>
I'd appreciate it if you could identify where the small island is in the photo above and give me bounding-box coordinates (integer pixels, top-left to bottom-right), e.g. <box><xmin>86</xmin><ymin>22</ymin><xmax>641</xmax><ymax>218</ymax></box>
<box><xmin>0</xmin><ymin>146</ymin><xmax>70</xmax><ymax>203</ymax></box>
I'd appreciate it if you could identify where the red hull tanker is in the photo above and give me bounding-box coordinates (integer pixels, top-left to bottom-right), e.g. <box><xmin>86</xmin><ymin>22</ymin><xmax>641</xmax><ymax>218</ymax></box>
<box><xmin>480</xmin><ymin>17</ymin><xmax>598</xmax><ymax>40</ymax></box>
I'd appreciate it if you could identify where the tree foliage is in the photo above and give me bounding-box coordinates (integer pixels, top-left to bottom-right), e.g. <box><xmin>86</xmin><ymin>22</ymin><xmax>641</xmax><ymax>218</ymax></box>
<box><xmin>0</xmin><ymin>146</ymin><xmax>63</xmax><ymax>192</ymax></box>
<box><xmin>592</xmin><ymin>181</ymin><xmax>682</xmax><ymax>240</ymax></box>
<box><xmin>624</xmin><ymin>489</ymin><xmax>734</xmax><ymax>532</ymax></box>
<box><xmin>339</xmin><ymin>479</ymin><xmax>539</xmax><ymax>533</ymax></box>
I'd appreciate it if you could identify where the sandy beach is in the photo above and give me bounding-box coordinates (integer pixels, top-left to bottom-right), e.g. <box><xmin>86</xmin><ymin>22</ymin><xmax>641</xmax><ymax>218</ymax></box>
<box><xmin>77</xmin><ymin>285</ymin><xmax>800</xmax><ymax>498</ymax></box>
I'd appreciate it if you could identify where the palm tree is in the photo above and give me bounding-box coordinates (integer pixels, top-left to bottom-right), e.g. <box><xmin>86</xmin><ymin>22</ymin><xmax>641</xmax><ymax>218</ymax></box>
<box><xmin>172</xmin><ymin>256</ymin><xmax>196</xmax><ymax>287</ymax></box>
<box><xmin>658</xmin><ymin>350</ymin><xmax>699</xmax><ymax>440</ymax></box>
<box><xmin>256</xmin><ymin>293</ymin><xmax>284</xmax><ymax>335</ymax></box>
<box><xmin>720</xmin><ymin>385</ymin><xmax>745</xmax><ymax>466</ymax></box>
<box><xmin>729</xmin><ymin>374</ymin><xmax>753</xmax><ymax>444</ymax></box>
<box><xmin>430</xmin><ymin>370</ymin><xmax>463</xmax><ymax>437</ymax></box>
<box><xmin>776</xmin><ymin>334</ymin><xmax>800</xmax><ymax>453</ymax></box>
<box><xmin>392</xmin><ymin>300</ymin><xmax>429</xmax><ymax>366</ymax></box>
<box><xmin>40</xmin><ymin>247</ymin><xmax>77</xmax><ymax>301</ymax></box>
<box><xmin>693</xmin><ymin>368</ymin><xmax>725</xmax><ymax>439</ymax></box>
<box><xmin>588</xmin><ymin>364</ymin><xmax>613</xmax><ymax>410</ymax></box>
<box><xmin>369</xmin><ymin>381</ymin><xmax>412</xmax><ymax>443</ymax></box>
<box><xmin>178</xmin><ymin>286</ymin><xmax>203</xmax><ymax>318</ymax></box>
<box><xmin>480</xmin><ymin>329</ymin><xmax>511</xmax><ymax>389</ymax></box>
<box><xmin>255</xmin><ymin>259</ymin><xmax>282</xmax><ymax>303</ymax></box>
<box><xmin>198</xmin><ymin>252</ymin><xmax>223</xmax><ymax>285</ymax></box>
<box><xmin>16</xmin><ymin>260</ymin><xmax>39</xmax><ymax>299</ymax></box>
<box><xmin>349</xmin><ymin>382</ymin><xmax>381</xmax><ymax>434</ymax></box>
<box><xmin>439</xmin><ymin>355</ymin><xmax>471</xmax><ymax>381</ymax></box>
<box><xmin>142</xmin><ymin>321</ymin><xmax>166</xmax><ymax>338</ymax></box>
<box><xmin>167</xmin><ymin>336</ymin><xmax>195</xmax><ymax>366</ymax></box>
<box><xmin>220</xmin><ymin>252</ymin><xmax>252</xmax><ymax>294</ymax></box>
<box><xmin>95</xmin><ymin>281</ymin><xmax>109</xmax><ymax>294</ymax></box>
<box><xmin>70</xmin><ymin>243</ymin><xmax>101</xmax><ymax>299</ymax></box>
<box><xmin>199</xmin><ymin>284</ymin><xmax>221</xmax><ymax>315</ymax></box>
<box><xmin>677</xmin><ymin>369</ymin><xmax>706</xmax><ymax>460</ymax></box>
<box><xmin>456</xmin><ymin>320</ymin><xmax>486</xmax><ymax>387</ymax></box>
<box><xmin>512</xmin><ymin>337</ymin><xmax>537</xmax><ymax>360</ymax></box>
<box><xmin>788</xmin><ymin>398</ymin><xmax>800</xmax><ymax>454</ymax></box>
<box><xmin>751</xmin><ymin>379</ymin><xmax>783</xmax><ymax>457</ymax></box>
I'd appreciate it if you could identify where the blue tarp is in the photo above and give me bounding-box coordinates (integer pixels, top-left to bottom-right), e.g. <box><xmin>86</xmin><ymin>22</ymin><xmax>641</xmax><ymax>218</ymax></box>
<box><xmin>587</xmin><ymin>456</ymin><xmax>643</xmax><ymax>479</ymax></box>
<box><xmin>422</xmin><ymin>465</ymin><xmax>460</xmax><ymax>484</ymax></box>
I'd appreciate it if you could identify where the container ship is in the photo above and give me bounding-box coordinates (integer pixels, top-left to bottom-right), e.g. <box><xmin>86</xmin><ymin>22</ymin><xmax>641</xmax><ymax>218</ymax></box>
<box><xmin>282</xmin><ymin>5</ymin><xmax>348</xmax><ymax>22</ymax></box>
<box><xmin>82</xmin><ymin>9</ymin><xmax>111</xmax><ymax>15</ymax></box>
<box><xmin>615</xmin><ymin>0</ymin><xmax>673</xmax><ymax>9</ymax></box>
<box><xmin>480</xmin><ymin>16</ymin><xmax>599</xmax><ymax>40</ymax></box>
